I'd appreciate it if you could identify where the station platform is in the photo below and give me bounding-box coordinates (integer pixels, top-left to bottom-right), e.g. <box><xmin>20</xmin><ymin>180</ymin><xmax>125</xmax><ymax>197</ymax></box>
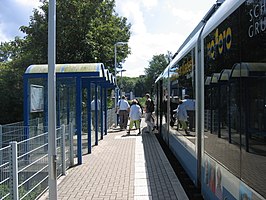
<box><xmin>40</xmin><ymin>121</ymin><xmax>188</xmax><ymax>200</ymax></box>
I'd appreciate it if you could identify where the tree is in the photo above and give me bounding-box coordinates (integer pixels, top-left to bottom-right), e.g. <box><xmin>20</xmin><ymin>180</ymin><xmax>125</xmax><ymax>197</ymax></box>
<box><xmin>134</xmin><ymin>76</ymin><xmax>146</xmax><ymax>97</ymax></box>
<box><xmin>0</xmin><ymin>0</ymin><xmax>131</xmax><ymax>123</ymax></box>
<box><xmin>20</xmin><ymin>0</ymin><xmax>131</xmax><ymax>69</ymax></box>
<box><xmin>0</xmin><ymin>61</ymin><xmax>25</xmax><ymax>123</ymax></box>
<box><xmin>144</xmin><ymin>54</ymin><xmax>169</xmax><ymax>94</ymax></box>
<box><xmin>0</xmin><ymin>37</ymin><xmax>25</xmax><ymax>62</ymax></box>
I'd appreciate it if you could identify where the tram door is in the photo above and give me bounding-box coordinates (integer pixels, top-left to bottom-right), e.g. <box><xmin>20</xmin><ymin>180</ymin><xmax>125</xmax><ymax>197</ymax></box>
<box><xmin>156</xmin><ymin>80</ymin><xmax>164</xmax><ymax>135</ymax></box>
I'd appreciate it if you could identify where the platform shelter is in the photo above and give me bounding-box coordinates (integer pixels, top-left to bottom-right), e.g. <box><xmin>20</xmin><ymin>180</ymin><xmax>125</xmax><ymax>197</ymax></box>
<box><xmin>23</xmin><ymin>63</ymin><xmax>116</xmax><ymax>164</ymax></box>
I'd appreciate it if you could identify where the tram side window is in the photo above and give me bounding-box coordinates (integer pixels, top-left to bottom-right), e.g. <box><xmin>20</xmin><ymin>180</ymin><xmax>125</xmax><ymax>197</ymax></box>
<box><xmin>170</xmin><ymin>50</ymin><xmax>196</xmax><ymax>135</ymax></box>
<box><xmin>203</xmin><ymin>0</ymin><xmax>266</xmax><ymax>197</ymax></box>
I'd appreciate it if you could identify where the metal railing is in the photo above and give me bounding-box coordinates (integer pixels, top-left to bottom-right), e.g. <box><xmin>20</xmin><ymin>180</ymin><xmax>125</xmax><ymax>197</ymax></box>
<box><xmin>0</xmin><ymin>123</ymin><xmax>75</xmax><ymax>200</ymax></box>
<box><xmin>0</xmin><ymin>109</ymin><xmax>116</xmax><ymax>199</ymax></box>
<box><xmin>107</xmin><ymin>108</ymin><xmax>116</xmax><ymax>128</ymax></box>
<box><xmin>0</xmin><ymin>118</ymin><xmax>43</xmax><ymax>148</ymax></box>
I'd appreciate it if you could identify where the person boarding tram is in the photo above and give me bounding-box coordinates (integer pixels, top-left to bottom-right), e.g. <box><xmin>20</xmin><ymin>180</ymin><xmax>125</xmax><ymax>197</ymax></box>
<box><xmin>144</xmin><ymin>93</ymin><xmax>155</xmax><ymax>133</ymax></box>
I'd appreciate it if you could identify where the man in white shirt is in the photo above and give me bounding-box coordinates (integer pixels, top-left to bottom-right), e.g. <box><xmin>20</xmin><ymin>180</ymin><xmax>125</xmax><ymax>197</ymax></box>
<box><xmin>117</xmin><ymin>95</ymin><xmax>130</xmax><ymax>130</ymax></box>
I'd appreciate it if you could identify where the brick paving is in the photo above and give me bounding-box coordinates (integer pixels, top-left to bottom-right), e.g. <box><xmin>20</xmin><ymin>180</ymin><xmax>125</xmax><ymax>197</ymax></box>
<box><xmin>40</xmin><ymin>122</ymin><xmax>188</xmax><ymax>200</ymax></box>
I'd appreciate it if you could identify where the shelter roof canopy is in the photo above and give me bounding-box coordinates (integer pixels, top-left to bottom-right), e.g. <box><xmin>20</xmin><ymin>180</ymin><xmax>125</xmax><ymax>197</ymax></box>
<box><xmin>25</xmin><ymin>63</ymin><xmax>105</xmax><ymax>75</ymax></box>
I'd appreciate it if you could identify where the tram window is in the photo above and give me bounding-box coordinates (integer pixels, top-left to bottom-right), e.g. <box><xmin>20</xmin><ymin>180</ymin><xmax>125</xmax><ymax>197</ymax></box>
<box><xmin>169</xmin><ymin>50</ymin><xmax>196</xmax><ymax>138</ymax></box>
<box><xmin>203</xmin><ymin>4</ymin><xmax>266</xmax><ymax>195</ymax></box>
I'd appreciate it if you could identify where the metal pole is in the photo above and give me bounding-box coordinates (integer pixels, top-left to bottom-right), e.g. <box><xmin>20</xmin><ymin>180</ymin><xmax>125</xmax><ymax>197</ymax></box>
<box><xmin>61</xmin><ymin>124</ymin><xmax>66</xmax><ymax>175</ymax></box>
<box><xmin>10</xmin><ymin>141</ymin><xmax>19</xmax><ymax>200</ymax></box>
<box><xmin>0</xmin><ymin>125</ymin><xmax>2</xmax><ymax>162</ymax></box>
<box><xmin>114</xmin><ymin>42</ymin><xmax>127</xmax><ymax>127</ymax></box>
<box><xmin>48</xmin><ymin>0</ymin><xmax>57</xmax><ymax>199</ymax></box>
<box><xmin>120</xmin><ymin>70</ymin><xmax>122</xmax><ymax>97</ymax></box>
<box><xmin>119</xmin><ymin>69</ymin><xmax>126</xmax><ymax>97</ymax></box>
<box><xmin>114</xmin><ymin>44</ymin><xmax>118</xmax><ymax>126</ymax></box>
<box><xmin>70</xmin><ymin>122</ymin><xmax>74</xmax><ymax>167</ymax></box>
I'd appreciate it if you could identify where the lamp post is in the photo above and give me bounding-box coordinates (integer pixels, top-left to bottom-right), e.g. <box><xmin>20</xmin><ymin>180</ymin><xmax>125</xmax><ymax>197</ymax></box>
<box><xmin>48</xmin><ymin>0</ymin><xmax>57</xmax><ymax>199</ymax></box>
<box><xmin>114</xmin><ymin>42</ymin><xmax>127</xmax><ymax>126</ymax></box>
<box><xmin>118</xmin><ymin>69</ymin><xmax>126</xmax><ymax>98</ymax></box>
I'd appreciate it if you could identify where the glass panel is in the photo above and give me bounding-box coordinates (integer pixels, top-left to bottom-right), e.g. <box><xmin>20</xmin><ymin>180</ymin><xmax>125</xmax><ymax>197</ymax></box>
<box><xmin>169</xmin><ymin>50</ymin><xmax>196</xmax><ymax>143</ymax></box>
<box><xmin>90</xmin><ymin>83</ymin><xmax>96</xmax><ymax>146</ymax></box>
<box><xmin>239</xmin><ymin>0</ymin><xmax>266</xmax><ymax>194</ymax></box>
<box><xmin>57</xmin><ymin>78</ymin><xmax>76</xmax><ymax>127</ymax></box>
<box><xmin>97</xmin><ymin>85</ymin><xmax>102</xmax><ymax>141</ymax></box>
<box><xmin>203</xmin><ymin>1</ymin><xmax>266</xmax><ymax>198</ymax></box>
<box><xmin>219</xmin><ymin>84</ymin><xmax>229</xmax><ymax>139</ymax></box>
<box><xmin>28</xmin><ymin>78</ymin><xmax>46</xmax><ymax>131</ymax></box>
<box><xmin>203</xmin><ymin>4</ymin><xmax>241</xmax><ymax>179</ymax></box>
<box><xmin>82</xmin><ymin>87</ymin><xmax>88</xmax><ymax>155</ymax></box>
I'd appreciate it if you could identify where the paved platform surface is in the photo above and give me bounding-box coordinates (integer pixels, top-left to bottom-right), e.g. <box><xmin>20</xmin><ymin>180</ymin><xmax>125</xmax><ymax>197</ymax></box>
<box><xmin>40</xmin><ymin>123</ymin><xmax>188</xmax><ymax>200</ymax></box>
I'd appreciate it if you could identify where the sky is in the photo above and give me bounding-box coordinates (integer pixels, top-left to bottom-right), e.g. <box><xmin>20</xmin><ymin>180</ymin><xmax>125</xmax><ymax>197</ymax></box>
<box><xmin>0</xmin><ymin>0</ymin><xmax>216</xmax><ymax>77</ymax></box>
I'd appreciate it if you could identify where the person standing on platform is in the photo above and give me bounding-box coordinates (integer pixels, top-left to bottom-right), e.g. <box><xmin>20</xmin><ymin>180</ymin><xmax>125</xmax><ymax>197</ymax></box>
<box><xmin>144</xmin><ymin>93</ymin><xmax>155</xmax><ymax>133</ymax></box>
<box><xmin>117</xmin><ymin>95</ymin><xmax>130</xmax><ymax>130</ymax></box>
<box><xmin>127</xmin><ymin>99</ymin><xmax>142</xmax><ymax>135</ymax></box>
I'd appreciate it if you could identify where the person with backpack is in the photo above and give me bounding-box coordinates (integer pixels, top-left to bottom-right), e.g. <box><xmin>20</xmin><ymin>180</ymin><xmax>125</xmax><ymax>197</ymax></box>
<box><xmin>144</xmin><ymin>93</ymin><xmax>155</xmax><ymax>133</ymax></box>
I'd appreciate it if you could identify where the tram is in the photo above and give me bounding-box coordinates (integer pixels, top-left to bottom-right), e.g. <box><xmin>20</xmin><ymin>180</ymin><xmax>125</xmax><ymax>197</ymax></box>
<box><xmin>155</xmin><ymin>0</ymin><xmax>266</xmax><ymax>199</ymax></box>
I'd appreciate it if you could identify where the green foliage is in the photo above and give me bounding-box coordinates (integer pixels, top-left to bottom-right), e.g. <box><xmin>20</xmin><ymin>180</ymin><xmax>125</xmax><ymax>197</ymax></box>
<box><xmin>0</xmin><ymin>181</ymin><xmax>43</xmax><ymax>200</ymax></box>
<box><xmin>137</xmin><ymin>97</ymin><xmax>146</xmax><ymax>108</ymax></box>
<box><xmin>117</xmin><ymin>76</ymin><xmax>137</xmax><ymax>94</ymax></box>
<box><xmin>116</xmin><ymin>53</ymin><xmax>170</xmax><ymax>98</ymax></box>
<box><xmin>0</xmin><ymin>184</ymin><xmax>10</xmax><ymax>199</ymax></box>
<box><xmin>0</xmin><ymin>61</ymin><xmax>24</xmax><ymax>123</ymax></box>
<box><xmin>0</xmin><ymin>0</ymin><xmax>131</xmax><ymax>123</ymax></box>
<box><xmin>134</xmin><ymin>76</ymin><xmax>146</xmax><ymax>97</ymax></box>
<box><xmin>107</xmin><ymin>97</ymin><xmax>113</xmax><ymax>109</ymax></box>
<box><xmin>143</xmin><ymin>54</ymin><xmax>169</xmax><ymax>95</ymax></box>
<box><xmin>20</xmin><ymin>0</ymin><xmax>131</xmax><ymax>68</ymax></box>
<box><xmin>18</xmin><ymin>182</ymin><xmax>43</xmax><ymax>200</ymax></box>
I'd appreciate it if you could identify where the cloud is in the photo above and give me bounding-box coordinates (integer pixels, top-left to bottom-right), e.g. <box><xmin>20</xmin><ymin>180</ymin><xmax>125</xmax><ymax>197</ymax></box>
<box><xmin>116</xmin><ymin>0</ymin><xmax>215</xmax><ymax>77</ymax></box>
<box><xmin>14</xmin><ymin>0</ymin><xmax>40</xmax><ymax>7</ymax></box>
<box><xmin>0</xmin><ymin>0</ymin><xmax>215</xmax><ymax>78</ymax></box>
<box><xmin>118</xmin><ymin>1</ymin><xmax>146</xmax><ymax>35</ymax></box>
<box><xmin>123</xmin><ymin>31</ymin><xmax>184</xmax><ymax>77</ymax></box>
<box><xmin>140</xmin><ymin>0</ymin><xmax>158</xmax><ymax>9</ymax></box>
<box><xmin>0</xmin><ymin>0</ymin><xmax>41</xmax><ymax>42</ymax></box>
<box><xmin>116</xmin><ymin>0</ymin><xmax>185</xmax><ymax>77</ymax></box>
<box><xmin>166</xmin><ymin>0</ymin><xmax>215</xmax><ymax>34</ymax></box>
